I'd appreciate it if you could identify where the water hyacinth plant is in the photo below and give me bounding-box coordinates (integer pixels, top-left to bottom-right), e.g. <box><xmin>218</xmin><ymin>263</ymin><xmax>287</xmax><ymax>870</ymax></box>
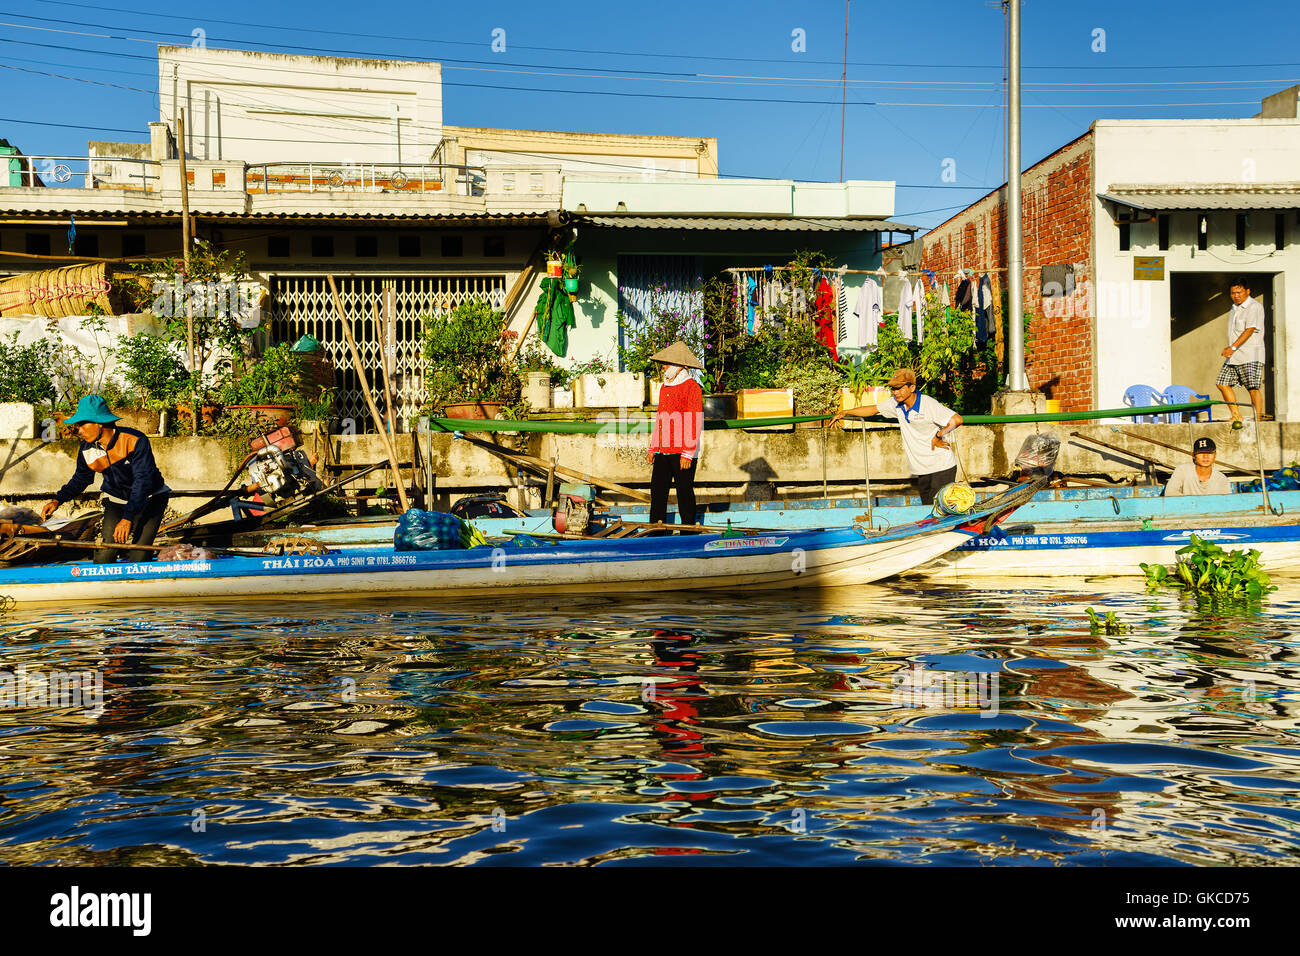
<box><xmin>1140</xmin><ymin>534</ymin><xmax>1277</xmax><ymax>600</ymax></box>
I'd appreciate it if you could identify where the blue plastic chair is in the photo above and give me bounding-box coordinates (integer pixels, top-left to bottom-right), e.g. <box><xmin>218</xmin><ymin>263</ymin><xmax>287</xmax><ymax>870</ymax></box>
<box><xmin>1162</xmin><ymin>384</ymin><xmax>1212</xmax><ymax>423</ymax></box>
<box><xmin>1122</xmin><ymin>384</ymin><xmax>1167</xmax><ymax>423</ymax></box>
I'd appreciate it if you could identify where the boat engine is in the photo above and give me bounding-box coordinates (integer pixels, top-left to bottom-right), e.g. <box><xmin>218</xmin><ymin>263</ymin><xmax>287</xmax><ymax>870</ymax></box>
<box><xmin>552</xmin><ymin>481</ymin><xmax>599</xmax><ymax>535</ymax></box>
<box><xmin>246</xmin><ymin>427</ymin><xmax>324</xmax><ymax>501</ymax></box>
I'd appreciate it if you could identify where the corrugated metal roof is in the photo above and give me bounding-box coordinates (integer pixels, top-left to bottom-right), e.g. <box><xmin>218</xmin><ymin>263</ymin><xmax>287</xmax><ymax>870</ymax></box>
<box><xmin>577</xmin><ymin>215</ymin><xmax>917</xmax><ymax>232</ymax></box>
<box><xmin>1100</xmin><ymin>184</ymin><xmax>1300</xmax><ymax>211</ymax></box>
<box><xmin>0</xmin><ymin>209</ymin><xmax>555</xmax><ymax>225</ymax></box>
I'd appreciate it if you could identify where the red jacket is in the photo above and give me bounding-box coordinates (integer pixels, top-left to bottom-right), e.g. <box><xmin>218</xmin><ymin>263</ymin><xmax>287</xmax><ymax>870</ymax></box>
<box><xmin>651</xmin><ymin>379</ymin><xmax>703</xmax><ymax>458</ymax></box>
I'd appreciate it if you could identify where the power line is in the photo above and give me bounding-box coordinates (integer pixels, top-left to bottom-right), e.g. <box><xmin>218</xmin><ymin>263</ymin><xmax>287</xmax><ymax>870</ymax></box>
<box><xmin>3</xmin><ymin>12</ymin><xmax>1297</xmax><ymax>95</ymax></box>
<box><xmin>27</xmin><ymin>0</ymin><xmax>1300</xmax><ymax>73</ymax></box>
<box><xmin>0</xmin><ymin>33</ymin><xmax>1267</xmax><ymax>112</ymax></box>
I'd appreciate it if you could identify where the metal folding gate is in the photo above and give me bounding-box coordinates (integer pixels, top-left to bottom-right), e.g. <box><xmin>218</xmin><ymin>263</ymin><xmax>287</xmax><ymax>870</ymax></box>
<box><xmin>268</xmin><ymin>274</ymin><xmax>506</xmax><ymax>428</ymax></box>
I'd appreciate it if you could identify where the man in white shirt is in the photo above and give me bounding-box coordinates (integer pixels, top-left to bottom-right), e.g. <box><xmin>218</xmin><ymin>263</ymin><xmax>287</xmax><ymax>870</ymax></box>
<box><xmin>1216</xmin><ymin>279</ymin><xmax>1266</xmax><ymax>429</ymax></box>
<box><xmin>829</xmin><ymin>367</ymin><xmax>963</xmax><ymax>505</ymax></box>
<box><xmin>1165</xmin><ymin>437</ymin><xmax>1232</xmax><ymax>496</ymax></box>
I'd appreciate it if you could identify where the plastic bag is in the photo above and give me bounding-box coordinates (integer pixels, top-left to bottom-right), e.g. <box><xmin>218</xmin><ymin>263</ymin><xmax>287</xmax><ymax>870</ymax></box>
<box><xmin>1014</xmin><ymin>434</ymin><xmax>1061</xmax><ymax>475</ymax></box>
<box><xmin>394</xmin><ymin>509</ymin><xmax>486</xmax><ymax>551</ymax></box>
<box><xmin>156</xmin><ymin>543</ymin><xmax>215</xmax><ymax>561</ymax></box>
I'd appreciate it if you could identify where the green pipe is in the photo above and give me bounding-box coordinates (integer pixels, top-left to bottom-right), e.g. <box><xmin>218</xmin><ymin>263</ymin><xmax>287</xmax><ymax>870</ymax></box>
<box><xmin>427</xmin><ymin>400</ymin><xmax>1217</xmax><ymax>435</ymax></box>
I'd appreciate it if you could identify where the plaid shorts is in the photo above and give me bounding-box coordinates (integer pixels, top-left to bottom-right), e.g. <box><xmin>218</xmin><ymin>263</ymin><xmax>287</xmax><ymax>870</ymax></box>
<box><xmin>1217</xmin><ymin>361</ymin><xmax>1264</xmax><ymax>390</ymax></box>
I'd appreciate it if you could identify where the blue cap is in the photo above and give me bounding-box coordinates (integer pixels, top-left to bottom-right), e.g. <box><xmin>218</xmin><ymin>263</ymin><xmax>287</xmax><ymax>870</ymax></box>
<box><xmin>64</xmin><ymin>394</ymin><xmax>121</xmax><ymax>425</ymax></box>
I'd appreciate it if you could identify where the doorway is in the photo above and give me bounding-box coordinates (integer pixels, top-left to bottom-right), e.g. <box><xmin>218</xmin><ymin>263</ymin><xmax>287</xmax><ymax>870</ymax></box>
<box><xmin>1170</xmin><ymin>271</ymin><xmax>1276</xmax><ymax>419</ymax></box>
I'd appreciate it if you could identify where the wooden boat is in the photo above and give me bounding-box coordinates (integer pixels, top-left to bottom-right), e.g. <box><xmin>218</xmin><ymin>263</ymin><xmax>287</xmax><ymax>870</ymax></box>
<box><xmin>906</xmin><ymin>512</ymin><xmax>1300</xmax><ymax>580</ymax></box>
<box><xmin>0</xmin><ymin>475</ymin><xmax>1047</xmax><ymax>606</ymax></box>
<box><xmin>221</xmin><ymin>486</ymin><xmax>1300</xmax><ymax>553</ymax></box>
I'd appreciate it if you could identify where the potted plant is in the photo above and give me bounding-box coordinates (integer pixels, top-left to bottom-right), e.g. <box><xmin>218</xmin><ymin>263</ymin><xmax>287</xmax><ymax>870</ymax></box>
<box><xmin>121</xmin><ymin>238</ymin><xmax>258</xmax><ymax>432</ymax></box>
<box><xmin>422</xmin><ymin>298</ymin><xmax>521</xmax><ymax>419</ymax></box>
<box><xmin>296</xmin><ymin>387</ymin><xmax>336</xmax><ymax>434</ymax></box>
<box><xmin>562</xmin><ymin>248</ymin><xmax>581</xmax><ymax>299</ymax></box>
<box><xmin>570</xmin><ymin>355</ymin><xmax>639</xmax><ymax>408</ymax></box>
<box><xmin>0</xmin><ymin>332</ymin><xmax>58</xmax><ymax>436</ymax></box>
<box><xmin>111</xmin><ymin>330</ymin><xmax>193</xmax><ymax>434</ymax></box>
<box><xmin>514</xmin><ymin>336</ymin><xmax>566</xmax><ymax>411</ymax></box>
<box><xmin>218</xmin><ymin>341</ymin><xmax>311</xmax><ymax>428</ymax></box>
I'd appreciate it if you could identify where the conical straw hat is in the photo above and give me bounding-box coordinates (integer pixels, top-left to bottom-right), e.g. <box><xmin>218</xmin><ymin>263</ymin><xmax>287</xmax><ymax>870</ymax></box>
<box><xmin>648</xmin><ymin>340</ymin><xmax>703</xmax><ymax>370</ymax></box>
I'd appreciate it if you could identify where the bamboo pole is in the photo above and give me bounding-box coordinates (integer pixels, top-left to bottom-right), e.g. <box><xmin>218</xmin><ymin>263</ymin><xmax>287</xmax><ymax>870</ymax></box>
<box><xmin>178</xmin><ymin>109</ymin><xmax>193</xmax><ymax>373</ymax></box>
<box><xmin>374</xmin><ymin>298</ymin><xmax>396</xmax><ymax>436</ymax></box>
<box><xmin>326</xmin><ymin>275</ymin><xmax>411</xmax><ymax>511</ymax></box>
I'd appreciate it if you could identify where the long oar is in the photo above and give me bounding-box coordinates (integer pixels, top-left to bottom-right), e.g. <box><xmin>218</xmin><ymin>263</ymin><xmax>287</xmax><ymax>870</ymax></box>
<box><xmin>435</xmin><ymin>423</ymin><xmax>651</xmax><ymax>503</ymax></box>
<box><xmin>159</xmin><ymin>451</ymin><xmax>256</xmax><ymax>534</ymax></box>
<box><xmin>1069</xmin><ymin>432</ymin><xmax>1175</xmax><ymax>475</ymax></box>
<box><xmin>4</xmin><ymin>535</ymin><xmax>269</xmax><ymax>560</ymax></box>
<box><xmin>327</xmin><ymin>275</ymin><xmax>411</xmax><ymax>511</ymax></box>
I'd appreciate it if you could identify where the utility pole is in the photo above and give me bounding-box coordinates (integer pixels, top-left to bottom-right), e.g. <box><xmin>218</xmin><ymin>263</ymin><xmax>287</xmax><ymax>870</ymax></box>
<box><xmin>839</xmin><ymin>0</ymin><xmax>849</xmax><ymax>182</ymax></box>
<box><xmin>178</xmin><ymin>108</ymin><xmax>194</xmax><ymax>373</ymax></box>
<box><xmin>1005</xmin><ymin>0</ymin><xmax>1028</xmax><ymax>391</ymax></box>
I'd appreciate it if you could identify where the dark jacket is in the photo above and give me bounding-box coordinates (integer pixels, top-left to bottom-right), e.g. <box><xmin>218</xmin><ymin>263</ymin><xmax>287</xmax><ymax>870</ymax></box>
<box><xmin>55</xmin><ymin>425</ymin><xmax>168</xmax><ymax>521</ymax></box>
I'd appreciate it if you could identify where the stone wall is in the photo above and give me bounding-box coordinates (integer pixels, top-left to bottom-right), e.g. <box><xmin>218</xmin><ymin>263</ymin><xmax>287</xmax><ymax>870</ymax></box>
<box><xmin>4</xmin><ymin>420</ymin><xmax>1292</xmax><ymax>516</ymax></box>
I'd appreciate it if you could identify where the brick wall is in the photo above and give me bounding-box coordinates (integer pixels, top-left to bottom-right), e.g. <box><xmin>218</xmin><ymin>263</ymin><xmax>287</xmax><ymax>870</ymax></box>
<box><xmin>919</xmin><ymin>130</ymin><xmax>1096</xmax><ymax>410</ymax></box>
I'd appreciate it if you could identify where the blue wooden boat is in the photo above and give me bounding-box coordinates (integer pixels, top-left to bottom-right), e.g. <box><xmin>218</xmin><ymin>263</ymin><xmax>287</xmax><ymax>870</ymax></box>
<box><xmin>908</xmin><ymin>513</ymin><xmax>1300</xmax><ymax>580</ymax></box>
<box><xmin>0</xmin><ymin>476</ymin><xmax>1049</xmax><ymax>606</ymax></box>
<box><xmin>229</xmin><ymin>486</ymin><xmax>1300</xmax><ymax>549</ymax></box>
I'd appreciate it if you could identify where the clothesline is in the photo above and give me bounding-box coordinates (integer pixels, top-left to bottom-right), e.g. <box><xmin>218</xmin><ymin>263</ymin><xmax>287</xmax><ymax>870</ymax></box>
<box><xmin>724</xmin><ymin>265</ymin><xmax>1048</xmax><ymax>277</ymax></box>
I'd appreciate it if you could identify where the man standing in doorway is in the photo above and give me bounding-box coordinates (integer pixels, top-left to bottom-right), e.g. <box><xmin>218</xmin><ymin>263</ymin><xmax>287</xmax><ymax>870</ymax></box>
<box><xmin>1217</xmin><ymin>278</ymin><xmax>1266</xmax><ymax>430</ymax></box>
<box><xmin>829</xmin><ymin>368</ymin><xmax>963</xmax><ymax>506</ymax></box>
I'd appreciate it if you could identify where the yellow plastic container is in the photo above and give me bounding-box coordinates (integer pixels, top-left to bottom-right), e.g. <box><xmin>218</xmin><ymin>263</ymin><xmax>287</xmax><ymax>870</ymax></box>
<box><xmin>839</xmin><ymin>386</ymin><xmax>891</xmax><ymax>412</ymax></box>
<box><xmin>1045</xmin><ymin>399</ymin><xmax>1061</xmax><ymax>414</ymax></box>
<box><xmin>736</xmin><ymin>388</ymin><xmax>794</xmax><ymax>418</ymax></box>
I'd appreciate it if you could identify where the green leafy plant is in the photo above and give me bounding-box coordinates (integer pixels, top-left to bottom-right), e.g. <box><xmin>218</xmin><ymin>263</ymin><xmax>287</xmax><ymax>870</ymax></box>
<box><xmin>421</xmin><ymin>298</ymin><xmax>521</xmax><ymax>411</ymax></box>
<box><xmin>569</xmin><ymin>355</ymin><xmax>615</xmax><ymax>389</ymax></box>
<box><xmin>297</xmin><ymin>388</ymin><xmax>336</xmax><ymax>423</ymax></box>
<box><xmin>515</xmin><ymin>336</ymin><xmax>570</xmax><ymax>388</ymax></box>
<box><xmin>775</xmin><ymin>359</ymin><xmax>845</xmax><ymax>417</ymax></box>
<box><xmin>1085</xmin><ymin>607</ymin><xmax>1131</xmax><ymax>634</ymax></box>
<box><xmin>617</xmin><ymin>279</ymin><xmax>706</xmax><ymax>377</ymax></box>
<box><xmin>218</xmin><ymin>342</ymin><xmax>311</xmax><ymax>406</ymax></box>
<box><xmin>0</xmin><ymin>333</ymin><xmax>57</xmax><ymax>404</ymax></box>
<box><xmin>112</xmin><ymin>332</ymin><xmax>193</xmax><ymax>410</ymax></box>
<box><xmin>1141</xmin><ymin>534</ymin><xmax>1278</xmax><ymax>601</ymax></box>
<box><xmin>124</xmin><ymin>238</ymin><xmax>256</xmax><ymax>402</ymax></box>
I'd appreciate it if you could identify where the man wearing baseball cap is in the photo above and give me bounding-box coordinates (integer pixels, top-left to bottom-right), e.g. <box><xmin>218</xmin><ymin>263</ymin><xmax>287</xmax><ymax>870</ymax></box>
<box><xmin>1165</xmin><ymin>436</ymin><xmax>1231</xmax><ymax>496</ymax></box>
<box><xmin>829</xmin><ymin>367</ymin><xmax>963</xmax><ymax>505</ymax></box>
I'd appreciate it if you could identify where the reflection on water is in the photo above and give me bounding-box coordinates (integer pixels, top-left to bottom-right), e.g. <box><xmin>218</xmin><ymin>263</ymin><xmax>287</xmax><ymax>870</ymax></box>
<box><xmin>0</xmin><ymin>582</ymin><xmax>1297</xmax><ymax>866</ymax></box>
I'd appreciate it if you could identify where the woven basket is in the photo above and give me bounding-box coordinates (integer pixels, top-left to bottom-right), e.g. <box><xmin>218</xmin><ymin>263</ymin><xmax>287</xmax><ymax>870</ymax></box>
<box><xmin>0</xmin><ymin>262</ymin><xmax>123</xmax><ymax>318</ymax></box>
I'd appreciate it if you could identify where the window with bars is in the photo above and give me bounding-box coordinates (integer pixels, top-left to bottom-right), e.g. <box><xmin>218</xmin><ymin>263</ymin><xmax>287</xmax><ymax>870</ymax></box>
<box><xmin>616</xmin><ymin>254</ymin><xmax>701</xmax><ymax>370</ymax></box>
<box><xmin>268</xmin><ymin>274</ymin><xmax>506</xmax><ymax>429</ymax></box>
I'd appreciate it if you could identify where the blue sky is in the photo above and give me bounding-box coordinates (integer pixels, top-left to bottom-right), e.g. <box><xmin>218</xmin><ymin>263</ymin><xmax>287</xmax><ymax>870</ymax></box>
<box><xmin>1</xmin><ymin>0</ymin><xmax>1296</xmax><ymax>230</ymax></box>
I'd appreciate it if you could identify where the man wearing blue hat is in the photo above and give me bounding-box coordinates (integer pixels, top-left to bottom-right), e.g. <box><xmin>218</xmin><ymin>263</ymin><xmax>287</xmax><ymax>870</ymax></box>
<box><xmin>40</xmin><ymin>395</ymin><xmax>171</xmax><ymax>562</ymax></box>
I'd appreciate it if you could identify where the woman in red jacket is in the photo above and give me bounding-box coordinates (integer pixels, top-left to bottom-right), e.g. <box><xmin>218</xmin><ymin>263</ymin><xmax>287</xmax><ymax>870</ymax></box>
<box><xmin>646</xmin><ymin>341</ymin><xmax>704</xmax><ymax>532</ymax></box>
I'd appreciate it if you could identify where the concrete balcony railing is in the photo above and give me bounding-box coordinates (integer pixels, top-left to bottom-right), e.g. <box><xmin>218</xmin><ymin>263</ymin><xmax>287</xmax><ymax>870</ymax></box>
<box><xmin>3</xmin><ymin>154</ymin><xmax>161</xmax><ymax>191</ymax></box>
<box><xmin>245</xmin><ymin>162</ymin><xmax>484</xmax><ymax>197</ymax></box>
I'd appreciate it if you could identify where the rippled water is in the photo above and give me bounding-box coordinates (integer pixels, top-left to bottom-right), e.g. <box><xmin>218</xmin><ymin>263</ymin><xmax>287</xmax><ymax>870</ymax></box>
<box><xmin>1</xmin><ymin>581</ymin><xmax>1297</xmax><ymax>866</ymax></box>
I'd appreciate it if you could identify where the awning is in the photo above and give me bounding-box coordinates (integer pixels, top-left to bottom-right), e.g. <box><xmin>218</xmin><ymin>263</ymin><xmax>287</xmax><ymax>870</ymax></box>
<box><xmin>1100</xmin><ymin>183</ymin><xmax>1300</xmax><ymax>212</ymax></box>
<box><xmin>574</xmin><ymin>215</ymin><xmax>917</xmax><ymax>232</ymax></box>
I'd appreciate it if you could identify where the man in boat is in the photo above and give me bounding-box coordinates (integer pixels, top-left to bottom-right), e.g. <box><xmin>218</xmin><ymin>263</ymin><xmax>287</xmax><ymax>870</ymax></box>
<box><xmin>39</xmin><ymin>394</ymin><xmax>171</xmax><ymax>563</ymax></box>
<box><xmin>1164</xmin><ymin>437</ymin><xmax>1231</xmax><ymax>496</ymax></box>
<box><xmin>646</xmin><ymin>341</ymin><xmax>704</xmax><ymax>532</ymax></box>
<box><xmin>1217</xmin><ymin>278</ymin><xmax>1267</xmax><ymax>430</ymax></box>
<box><xmin>829</xmin><ymin>367</ymin><xmax>963</xmax><ymax>506</ymax></box>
